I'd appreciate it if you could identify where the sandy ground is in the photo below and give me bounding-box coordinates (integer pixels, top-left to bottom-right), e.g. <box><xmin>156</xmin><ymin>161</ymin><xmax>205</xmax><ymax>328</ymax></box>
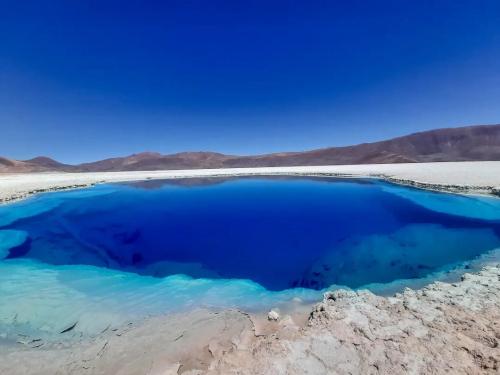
<box><xmin>1</xmin><ymin>161</ymin><xmax>500</xmax><ymax>374</ymax></box>
<box><xmin>1</xmin><ymin>161</ymin><xmax>500</xmax><ymax>203</ymax></box>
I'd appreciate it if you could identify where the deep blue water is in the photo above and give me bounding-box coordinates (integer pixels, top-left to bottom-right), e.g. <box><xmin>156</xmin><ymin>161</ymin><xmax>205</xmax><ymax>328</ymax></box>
<box><xmin>2</xmin><ymin>177</ymin><xmax>500</xmax><ymax>291</ymax></box>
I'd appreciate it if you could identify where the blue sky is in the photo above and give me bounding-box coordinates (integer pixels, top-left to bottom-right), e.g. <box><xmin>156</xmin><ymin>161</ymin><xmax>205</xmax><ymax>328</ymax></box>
<box><xmin>1</xmin><ymin>1</ymin><xmax>500</xmax><ymax>163</ymax></box>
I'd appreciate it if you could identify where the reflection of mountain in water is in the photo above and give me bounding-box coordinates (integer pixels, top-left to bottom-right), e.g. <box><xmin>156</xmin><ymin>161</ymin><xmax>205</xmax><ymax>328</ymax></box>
<box><xmin>122</xmin><ymin>177</ymin><xmax>234</xmax><ymax>190</ymax></box>
<box><xmin>121</xmin><ymin>176</ymin><xmax>375</xmax><ymax>190</ymax></box>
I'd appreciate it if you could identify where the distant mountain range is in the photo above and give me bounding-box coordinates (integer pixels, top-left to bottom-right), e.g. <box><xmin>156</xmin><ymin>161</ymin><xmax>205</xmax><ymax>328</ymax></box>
<box><xmin>2</xmin><ymin>124</ymin><xmax>500</xmax><ymax>173</ymax></box>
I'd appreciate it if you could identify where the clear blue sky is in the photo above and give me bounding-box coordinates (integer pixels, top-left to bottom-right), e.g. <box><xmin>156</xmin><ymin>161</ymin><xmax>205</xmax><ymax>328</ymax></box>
<box><xmin>1</xmin><ymin>1</ymin><xmax>499</xmax><ymax>163</ymax></box>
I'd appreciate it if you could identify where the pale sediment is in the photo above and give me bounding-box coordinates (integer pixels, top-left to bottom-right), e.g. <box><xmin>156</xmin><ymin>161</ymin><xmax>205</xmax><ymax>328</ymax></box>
<box><xmin>1</xmin><ymin>161</ymin><xmax>500</xmax><ymax>204</ymax></box>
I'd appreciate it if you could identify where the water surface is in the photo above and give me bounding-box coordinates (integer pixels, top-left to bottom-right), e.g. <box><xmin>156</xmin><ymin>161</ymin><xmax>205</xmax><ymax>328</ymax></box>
<box><xmin>1</xmin><ymin>177</ymin><xmax>500</xmax><ymax>337</ymax></box>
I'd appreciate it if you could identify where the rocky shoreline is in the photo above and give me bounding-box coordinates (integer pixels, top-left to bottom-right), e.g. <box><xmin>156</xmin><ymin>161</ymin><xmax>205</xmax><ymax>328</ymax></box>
<box><xmin>0</xmin><ymin>183</ymin><xmax>97</xmax><ymax>204</ymax></box>
<box><xmin>383</xmin><ymin>175</ymin><xmax>500</xmax><ymax>197</ymax></box>
<box><xmin>210</xmin><ymin>265</ymin><xmax>500</xmax><ymax>374</ymax></box>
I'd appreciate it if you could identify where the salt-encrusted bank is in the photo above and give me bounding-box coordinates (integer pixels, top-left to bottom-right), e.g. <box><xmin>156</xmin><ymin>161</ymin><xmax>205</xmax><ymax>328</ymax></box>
<box><xmin>210</xmin><ymin>265</ymin><xmax>500</xmax><ymax>374</ymax></box>
<box><xmin>1</xmin><ymin>161</ymin><xmax>500</xmax><ymax>203</ymax></box>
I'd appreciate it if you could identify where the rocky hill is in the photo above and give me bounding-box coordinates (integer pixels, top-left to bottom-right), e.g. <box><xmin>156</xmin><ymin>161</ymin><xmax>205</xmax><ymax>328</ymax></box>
<box><xmin>2</xmin><ymin>124</ymin><xmax>500</xmax><ymax>173</ymax></box>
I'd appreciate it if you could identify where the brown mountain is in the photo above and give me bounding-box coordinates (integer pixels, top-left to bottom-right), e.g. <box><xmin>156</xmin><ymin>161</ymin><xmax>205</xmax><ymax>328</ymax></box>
<box><xmin>0</xmin><ymin>156</ymin><xmax>76</xmax><ymax>173</ymax></box>
<box><xmin>222</xmin><ymin>123</ymin><xmax>500</xmax><ymax>167</ymax></box>
<box><xmin>77</xmin><ymin>152</ymin><xmax>233</xmax><ymax>172</ymax></box>
<box><xmin>1</xmin><ymin>124</ymin><xmax>500</xmax><ymax>173</ymax></box>
<box><xmin>24</xmin><ymin>156</ymin><xmax>76</xmax><ymax>171</ymax></box>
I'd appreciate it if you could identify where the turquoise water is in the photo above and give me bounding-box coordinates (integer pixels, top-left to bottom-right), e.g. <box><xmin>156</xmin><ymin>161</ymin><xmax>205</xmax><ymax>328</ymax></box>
<box><xmin>1</xmin><ymin>177</ymin><xmax>500</xmax><ymax>337</ymax></box>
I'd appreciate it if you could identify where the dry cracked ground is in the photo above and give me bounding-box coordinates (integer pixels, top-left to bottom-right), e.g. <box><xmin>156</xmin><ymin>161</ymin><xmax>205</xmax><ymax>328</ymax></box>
<box><xmin>1</xmin><ymin>266</ymin><xmax>499</xmax><ymax>375</ymax></box>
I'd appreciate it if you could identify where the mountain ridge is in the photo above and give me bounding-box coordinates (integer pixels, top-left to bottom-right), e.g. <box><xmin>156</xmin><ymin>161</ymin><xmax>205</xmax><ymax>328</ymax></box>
<box><xmin>2</xmin><ymin>124</ymin><xmax>500</xmax><ymax>173</ymax></box>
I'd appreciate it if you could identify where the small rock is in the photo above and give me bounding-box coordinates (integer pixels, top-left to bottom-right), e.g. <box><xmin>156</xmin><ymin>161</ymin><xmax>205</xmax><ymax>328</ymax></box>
<box><xmin>324</xmin><ymin>289</ymin><xmax>356</xmax><ymax>301</ymax></box>
<box><xmin>267</xmin><ymin>309</ymin><xmax>280</xmax><ymax>321</ymax></box>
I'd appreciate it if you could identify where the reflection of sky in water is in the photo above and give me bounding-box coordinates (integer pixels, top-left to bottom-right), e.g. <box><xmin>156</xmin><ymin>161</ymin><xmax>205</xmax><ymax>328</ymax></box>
<box><xmin>1</xmin><ymin>177</ymin><xmax>500</xmax><ymax>338</ymax></box>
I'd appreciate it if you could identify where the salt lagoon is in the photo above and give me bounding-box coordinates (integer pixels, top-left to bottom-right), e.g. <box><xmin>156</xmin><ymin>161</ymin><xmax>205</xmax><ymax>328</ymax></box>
<box><xmin>1</xmin><ymin>176</ymin><xmax>500</xmax><ymax>339</ymax></box>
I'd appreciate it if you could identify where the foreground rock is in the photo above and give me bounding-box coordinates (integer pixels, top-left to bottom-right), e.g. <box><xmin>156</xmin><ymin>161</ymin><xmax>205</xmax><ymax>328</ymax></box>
<box><xmin>211</xmin><ymin>266</ymin><xmax>500</xmax><ymax>374</ymax></box>
<box><xmin>1</xmin><ymin>266</ymin><xmax>499</xmax><ymax>374</ymax></box>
